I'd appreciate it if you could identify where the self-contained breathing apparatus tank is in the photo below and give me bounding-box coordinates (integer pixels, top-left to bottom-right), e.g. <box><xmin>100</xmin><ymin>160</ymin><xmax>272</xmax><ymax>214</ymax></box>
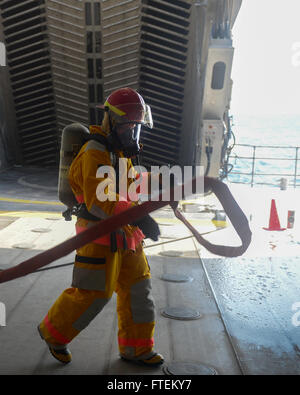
<box><xmin>58</xmin><ymin>123</ymin><xmax>90</xmax><ymax>220</ymax></box>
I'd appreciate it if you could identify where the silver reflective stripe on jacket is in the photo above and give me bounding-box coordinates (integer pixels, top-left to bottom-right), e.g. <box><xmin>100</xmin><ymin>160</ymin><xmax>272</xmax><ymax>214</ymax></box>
<box><xmin>130</xmin><ymin>278</ymin><xmax>155</xmax><ymax>323</ymax></box>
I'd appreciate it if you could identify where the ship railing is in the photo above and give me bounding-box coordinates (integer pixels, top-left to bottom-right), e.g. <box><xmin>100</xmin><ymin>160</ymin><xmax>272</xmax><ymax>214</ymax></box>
<box><xmin>226</xmin><ymin>144</ymin><xmax>300</xmax><ymax>188</ymax></box>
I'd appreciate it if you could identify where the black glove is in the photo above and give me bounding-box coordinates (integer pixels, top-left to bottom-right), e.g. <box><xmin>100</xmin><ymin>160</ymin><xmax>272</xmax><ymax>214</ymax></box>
<box><xmin>131</xmin><ymin>214</ymin><xmax>160</xmax><ymax>241</ymax></box>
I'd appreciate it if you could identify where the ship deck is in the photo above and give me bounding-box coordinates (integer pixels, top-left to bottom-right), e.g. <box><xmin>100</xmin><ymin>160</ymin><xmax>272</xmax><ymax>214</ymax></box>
<box><xmin>0</xmin><ymin>166</ymin><xmax>300</xmax><ymax>376</ymax></box>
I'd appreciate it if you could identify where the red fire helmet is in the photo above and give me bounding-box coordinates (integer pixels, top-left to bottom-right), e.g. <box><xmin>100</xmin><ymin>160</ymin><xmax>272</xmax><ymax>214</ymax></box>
<box><xmin>97</xmin><ymin>87</ymin><xmax>153</xmax><ymax>128</ymax></box>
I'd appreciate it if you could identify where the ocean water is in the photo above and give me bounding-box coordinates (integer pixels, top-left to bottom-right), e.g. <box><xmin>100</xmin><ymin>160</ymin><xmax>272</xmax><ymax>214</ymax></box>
<box><xmin>227</xmin><ymin>114</ymin><xmax>300</xmax><ymax>187</ymax></box>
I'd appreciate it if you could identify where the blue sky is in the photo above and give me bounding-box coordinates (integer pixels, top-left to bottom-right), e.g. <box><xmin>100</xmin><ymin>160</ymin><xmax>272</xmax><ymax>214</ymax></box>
<box><xmin>230</xmin><ymin>0</ymin><xmax>300</xmax><ymax>116</ymax></box>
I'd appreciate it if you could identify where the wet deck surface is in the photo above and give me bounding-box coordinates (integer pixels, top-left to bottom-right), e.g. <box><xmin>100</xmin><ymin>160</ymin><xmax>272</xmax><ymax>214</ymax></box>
<box><xmin>202</xmin><ymin>257</ymin><xmax>300</xmax><ymax>375</ymax></box>
<box><xmin>0</xmin><ymin>166</ymin><xmax>300</xmax><ymax>375</ymax></box>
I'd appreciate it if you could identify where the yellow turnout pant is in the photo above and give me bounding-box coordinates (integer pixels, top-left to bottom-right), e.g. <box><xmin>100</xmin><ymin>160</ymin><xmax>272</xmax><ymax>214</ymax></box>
<box><xmin>39</xmin><ymin>242</ymin><xmax>156</xmax><ymax>358</ymax></box>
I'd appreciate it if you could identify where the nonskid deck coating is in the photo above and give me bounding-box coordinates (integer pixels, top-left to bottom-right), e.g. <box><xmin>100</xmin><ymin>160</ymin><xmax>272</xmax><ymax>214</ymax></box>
<box><xmin>1</xmin><ymin>167</ymin><xmax>300</xmax><ymax>375</ymax></box>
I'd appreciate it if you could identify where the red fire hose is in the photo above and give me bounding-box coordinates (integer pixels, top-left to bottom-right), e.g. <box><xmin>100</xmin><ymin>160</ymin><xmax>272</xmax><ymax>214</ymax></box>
<box><xmin>0</xmin><ymin>177</ymin><xmax>252</xmax><ymax>284</ymax></box>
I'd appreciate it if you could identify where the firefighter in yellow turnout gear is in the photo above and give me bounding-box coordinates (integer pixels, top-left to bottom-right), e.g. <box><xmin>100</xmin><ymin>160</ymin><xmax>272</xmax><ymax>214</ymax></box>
<box><xmin>38</xmin><ymin>88</ymin><xmax>163</xmax><ymax>366</ymax></box>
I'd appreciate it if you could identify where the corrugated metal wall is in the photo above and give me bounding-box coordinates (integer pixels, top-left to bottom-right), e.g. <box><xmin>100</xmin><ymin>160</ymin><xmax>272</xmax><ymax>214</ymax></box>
<box><xmin>0</xmin><ymin>0</ymin><xmax>240</xmax><ymax>169</ymax></box>
<box><xmin>46</xmin><ymin>0</ymin><xmax>89</xmax><ymax>129</ymax></box>
<box><xmin>100</xmin><ymin>0</ymin><xmax>192</xmax><ymax>167</ymax></box>
<box><xmin>139</xmin><ymin>0</ymin><xmax>191</xmax><ymax>167</ymax></box>
<box><xmin>1</xmin><ymin>0</ymin><xmax>58</xmax><ymax>166</ymax></box>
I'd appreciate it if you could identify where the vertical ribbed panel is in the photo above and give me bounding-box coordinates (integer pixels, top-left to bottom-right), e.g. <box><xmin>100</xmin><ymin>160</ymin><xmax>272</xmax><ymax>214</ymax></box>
<box><xmin>0</xmin><ymin>0</ymin><xmax>58</xmax><ymax>166</ymax></box>
<box><xmin>100</xmin><ymin>0</ymin><xmax>192</xmax><ymax>168</ymax></box>
<box><xmin>139</xmin><ymin>0</ymin><xmax>191</xmax><ymax>167</ymax></box>
<box><xmin>84</xmin><ymin>1</ymin><xmax>104</xmax><ymax>125</ymax></box>
<box><xmin>45</xmin><ymin>0</ymin><xmax>89</xmax><ymax>132</ymax></box>
<box><xmin>101</xmin><ymin>0</ymin><xmax>140</xmax><ymax>96</ymax></box>
<box><xmin>0</xmin><ymin>0</ymin><xmax>240</xmax><ymax>169</ymax></box>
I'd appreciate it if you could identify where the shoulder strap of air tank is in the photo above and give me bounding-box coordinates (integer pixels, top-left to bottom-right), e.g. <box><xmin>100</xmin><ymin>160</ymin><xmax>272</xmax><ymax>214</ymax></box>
<box><xmin>85</xmin><ymin>134</ymin><xmax>116</xmax><ymax>167</ymax></box>
<box><xmin>86</xmin><ymin>133</ymin><xmax>118</xmax><ymax>251</ymax></box>
<box><xmin>86</xmin><ymin>134</ymin><xmax>112</xmax><ymax>150</ymax></box>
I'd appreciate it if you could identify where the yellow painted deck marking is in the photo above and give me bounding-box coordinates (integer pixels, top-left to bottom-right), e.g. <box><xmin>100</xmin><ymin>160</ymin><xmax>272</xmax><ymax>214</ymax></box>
<box><xmin>0</xmin><ymin>197</ymin><xmax>62</xmax><ymax>206</ymax></box>
<box><xmin>0</xmin><ymin>211</ymin><xmax>62</xmax><ymax>218</ymax></box>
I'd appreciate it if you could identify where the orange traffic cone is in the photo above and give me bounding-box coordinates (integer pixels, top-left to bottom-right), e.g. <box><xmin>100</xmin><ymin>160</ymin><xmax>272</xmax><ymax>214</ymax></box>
<box><xmin>263</xmin><ymin>199</ymin><xmax>286</xmax><ymax>231</ymax></box>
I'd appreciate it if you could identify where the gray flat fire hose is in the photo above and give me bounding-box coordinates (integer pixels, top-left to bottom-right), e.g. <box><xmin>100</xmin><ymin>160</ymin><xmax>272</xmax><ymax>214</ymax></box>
<box><xmin>173</xmin><ymin>177</ymin><xmax>252</xmax><ymax>258</ymax></box>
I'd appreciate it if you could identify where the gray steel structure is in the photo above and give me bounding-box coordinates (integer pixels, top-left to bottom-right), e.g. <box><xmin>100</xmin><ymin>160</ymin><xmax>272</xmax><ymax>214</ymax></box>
<box><xmin>0</xmin><ymin>0</ymin><xmax>242</xmax><ymax>170</ymax></box>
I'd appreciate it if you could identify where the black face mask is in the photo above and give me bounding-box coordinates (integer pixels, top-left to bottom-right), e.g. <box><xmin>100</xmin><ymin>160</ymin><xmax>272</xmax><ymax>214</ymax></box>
<box><xmin>109</xmin><ymin>121</ymin><xmax>142</xmax><ymax>158</ymax></box>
